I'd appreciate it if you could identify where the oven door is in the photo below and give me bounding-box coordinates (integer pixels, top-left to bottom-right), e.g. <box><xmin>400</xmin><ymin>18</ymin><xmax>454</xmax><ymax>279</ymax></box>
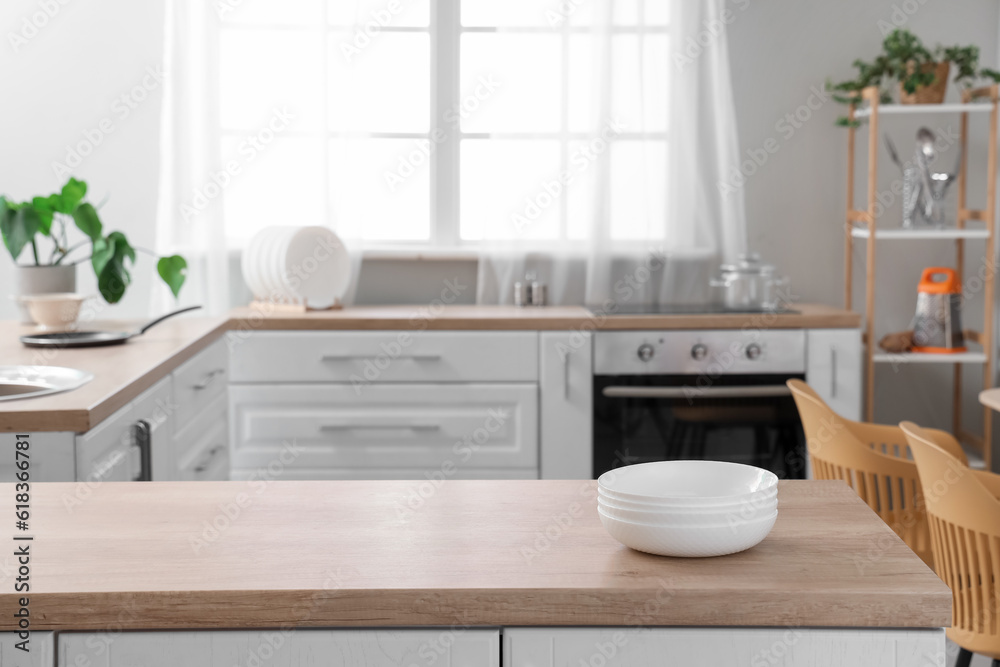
<box><xmin>592</xmin><ymin>373</ymin><xmax>806</xmax><ymax>479</ymax></box>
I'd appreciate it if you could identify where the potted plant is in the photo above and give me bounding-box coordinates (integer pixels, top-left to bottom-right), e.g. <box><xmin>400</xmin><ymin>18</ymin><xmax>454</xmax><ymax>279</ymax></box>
<box><xmin>1</xmin><ymin>177</ymin><xmax>187</xmax><ymax>319</ymax></box>
<box><xmin>828</xmin><ymin>30</ymin><xmax>1000</xmax><ymax>125</ymax></box>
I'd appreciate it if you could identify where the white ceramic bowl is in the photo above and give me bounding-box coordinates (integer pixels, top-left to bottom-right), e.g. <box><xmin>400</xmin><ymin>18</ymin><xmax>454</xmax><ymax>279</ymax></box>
<box><xmin>598</xmin><ymin>496</ymin><xmax>777</xmax><ymax>525</ymax></box>
<box><xmin>19</xmin><ymin>293</ymin><xmax>87</xmax><ymax>329</ymax></box>
<box><xmin>598</xmin><ymin>460</ymin><xmax>778</xmax><ymax>505</ymax></box>
<box><xmin>598</xmin><ymin>485</ymin><xmax>777</xmax><ymax>510</ymax></box>
<box><xmin>597</xmin><ymin>506</ymin><xmax>778</xmax><ymax>557</ymax></box>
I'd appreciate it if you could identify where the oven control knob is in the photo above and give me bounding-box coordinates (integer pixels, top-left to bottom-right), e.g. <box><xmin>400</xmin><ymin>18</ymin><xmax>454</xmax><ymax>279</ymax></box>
<box><xmin>690</xmin><ymin>344</ymin><xmax>708</xmax><ymax>360</ymax></box>
<box><xmin>637</xmin><ymin>344</ymin><xmax>655</xmax><ymax>362</ymax></box>
<box><xmin>745</xmin><ymin>343</ymin><xmax>762</xmax><ymax>360</ymax></box>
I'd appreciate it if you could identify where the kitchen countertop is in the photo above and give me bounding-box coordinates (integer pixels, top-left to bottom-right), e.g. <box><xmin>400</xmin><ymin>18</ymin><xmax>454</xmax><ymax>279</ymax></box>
<box><xmin>0</xmin><ymin>317</ymin><xmax>229</xmax><ymax>433</ymax></box>
<box><xmin>229</xmin><ymin>302</ymin><xmax>861</xmax><ymax>331</ymax></box>
<box><xmin>1</xmin><ymin>480</ymin><xmax>950</xmax><ymax>631</ymax></box>
<box><xmin>0</xmin><ymin>303</ymin><xmax>859</xmax><ymax>432</ymax></box>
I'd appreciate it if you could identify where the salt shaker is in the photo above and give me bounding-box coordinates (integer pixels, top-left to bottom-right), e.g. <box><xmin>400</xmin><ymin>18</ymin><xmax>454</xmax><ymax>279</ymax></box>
<box><xmin>529</xmin><ymin>281</ymin><xmax>547</xmax><ymax>307</ymax></box>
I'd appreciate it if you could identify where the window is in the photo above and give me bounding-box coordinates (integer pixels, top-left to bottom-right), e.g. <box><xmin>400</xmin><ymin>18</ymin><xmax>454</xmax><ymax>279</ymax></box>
<box><xmin>216</xmin><ymin>0</ymin><xmax>669</xmax><ymax>246</ymax></box>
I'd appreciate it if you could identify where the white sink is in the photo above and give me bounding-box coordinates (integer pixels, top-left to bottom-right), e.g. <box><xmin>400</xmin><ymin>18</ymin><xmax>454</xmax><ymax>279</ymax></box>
<box><xmin>0</xmin><ymin>366</ymin><xmax>94</xmax><ymax>402</ymax></box>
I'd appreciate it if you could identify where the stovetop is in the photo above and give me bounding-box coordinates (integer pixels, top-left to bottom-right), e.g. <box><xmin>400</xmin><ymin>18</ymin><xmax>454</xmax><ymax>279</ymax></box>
<box><xmin>590</xmin><ymin>303</ymin><xmax>800</xmax><ymax>316</ymax></box>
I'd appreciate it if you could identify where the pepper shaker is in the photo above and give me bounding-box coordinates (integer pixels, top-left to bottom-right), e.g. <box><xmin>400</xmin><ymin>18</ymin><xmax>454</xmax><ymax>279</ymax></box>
<box><xmin>513</xmin><ymin>282</ymin><xmax>529</xmax><ymax>307</ymax></box>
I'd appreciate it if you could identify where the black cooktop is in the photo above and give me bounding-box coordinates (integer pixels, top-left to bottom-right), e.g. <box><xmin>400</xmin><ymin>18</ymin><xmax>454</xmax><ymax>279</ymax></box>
<box><xmin>589</xmin><ymin>303</ymin><xmax>800</xmax><ymax>315</ymax></box>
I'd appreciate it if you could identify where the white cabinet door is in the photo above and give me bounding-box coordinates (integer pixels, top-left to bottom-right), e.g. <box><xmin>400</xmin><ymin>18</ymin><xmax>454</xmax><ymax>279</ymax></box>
<box><xmin>59</xmin><ymin>628</ymin><xmax>500</xmax><ymax>667</ymax></box>
<box><xmin>503</xmin><ymin>627</ymin><xmax>943</xmax><ymax>667</ymax></box>
<box><xmin>229</xmin><ymin>331</ymin><xmax>539</xmax><ymax>383</ymax></box>
<box><xmin>0</xmin><ymin>433</ymin><xmax>75</xmax><ymax>483</ymax></box>
<box><xmin>0</xmin><ymin>630</ymin><xmax>53</xmax><ymax>667</ymax></box>
<box><xmin>76</xmin><ymin>377</ymin><xmax>173</xmax><ymax>483</ymax></box>
<box><xmin>806</xmin><ymin>329</ymin><xmax>862</xmax><ymax>421</ymax></box>
<box><xmin>230</xmin><ymin>384</ymin><xmax>538</xmax><ymax>477</ymax></box>
<box><xmin>540</xmin><ymin>331</ymin><xmax>593</xmax><ymax>479</ymax></box>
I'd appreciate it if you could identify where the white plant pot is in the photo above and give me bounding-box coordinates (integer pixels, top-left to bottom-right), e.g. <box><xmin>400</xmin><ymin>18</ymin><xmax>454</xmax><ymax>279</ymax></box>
<box><xmin>12</xmin><ymin>264</ymin><xmax>77</xmax><ymax>324</ymax></box>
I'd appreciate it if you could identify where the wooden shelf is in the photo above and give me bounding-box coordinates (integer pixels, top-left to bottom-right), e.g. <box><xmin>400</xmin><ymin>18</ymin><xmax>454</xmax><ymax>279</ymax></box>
<box><xmin>854</xmin><ymin>103</ymin><xmax>993</xmax><ymax>118</ymax></box>
<box><xmin>844</xmin><ymin>84</ymin><xmax>998</xmax><ymax>468</ymax></box>
<box><xmin>851</xmin><ymin>227</ymin><xmax>989</xmax><ymax>240</ymax></box>
<box><xmin>872</xmin><ymin>350</ymin><xmax>988</xmax><ymax>365</ymax></box>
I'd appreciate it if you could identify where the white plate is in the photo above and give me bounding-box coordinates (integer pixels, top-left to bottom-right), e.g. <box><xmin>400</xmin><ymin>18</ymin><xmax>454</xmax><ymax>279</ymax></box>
<box><xmin>241</xmin><ymin>230</ymin><xmax>267</xmax><ymax>299</ymax></box>
<box><xmin>281</xmin><ymin>227</ymin><xmax>351</xmax><ymax>309</ymax></box>
<box><xmin>0</xmin><ymin>365</ymin><xmax>94</xmax><ymax>402</ymax></box>
<box><xmin>258</xmin><ymin>227</ymin><xmax>293</xmax><ymax>301</ymax></box>
<box><xmin>598</xmin><ymin>460</ymin><xmax>778</xmax><ymax>504</ymax></box>
<box><xmin>598</xmin><ymin>506</ymin><xmax>778</xmax><ymax>558</ymax></box>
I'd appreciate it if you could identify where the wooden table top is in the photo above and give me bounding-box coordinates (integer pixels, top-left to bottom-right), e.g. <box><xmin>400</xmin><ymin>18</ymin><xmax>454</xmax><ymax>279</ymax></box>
<box><xmin>0</xmin><ymin>480</ymin><xmax>951</xmax><ymax>631</ymax></box>
<box><xmin>980</xmin><ymin>388</ymin><xmax>1000</xmax><ymax>412</ymax></box>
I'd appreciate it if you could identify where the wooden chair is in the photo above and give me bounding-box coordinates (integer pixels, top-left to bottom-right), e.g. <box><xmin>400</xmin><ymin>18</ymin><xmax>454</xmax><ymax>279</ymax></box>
<box><xmin>787</xmin><ymin>379</ymin><xmax>968</xmax><ymax>567</ymax></box>
<box><xmin>900</xmin><ymin>421</ymin><xmax>1000</xmax><ymax>667</ymax></box>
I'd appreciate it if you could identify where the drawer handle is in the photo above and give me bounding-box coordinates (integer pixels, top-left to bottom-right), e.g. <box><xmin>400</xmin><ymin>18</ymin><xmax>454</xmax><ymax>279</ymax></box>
<box><xmin>193</xmin><ymin>444</ymin><xmax>225</xmax><ymax>473</ymax></box>
<box><xmin>321</xmin><ymin>354</ymin><xmax>442</xmax><ymax>362</ymax></box>
<box><xmin>192</xmin><ymin>369</ymin><xmax>225</xmax><ymax>390</ymax></box>
<box><xmin>320</xmin><ymin>424</ymin><xmax>441</xmax><ymax>433</ymax></box>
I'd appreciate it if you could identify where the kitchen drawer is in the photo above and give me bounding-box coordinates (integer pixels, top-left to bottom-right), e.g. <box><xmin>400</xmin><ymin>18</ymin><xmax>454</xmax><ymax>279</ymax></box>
<box><xmin>174</xmin><ymin>392</ymin><xmax>229</xmax><ymax>472</ymax></box>
<box><xmin>228</xmin><ymin>331</ymin><xmax>538</xmax><ymax>383</ymax></box>
<box><xmin>229</xmin><ymin>384</ymin><xmax>538</xmax><ymax>470</ymax></box>
<box><xmin>173</xmin><ymin>337</ymin><xmax>229</xmax><ymax>427</ymax></box>
<box><xmin>177</xmin><ymin>415</ymin><xmax>229</xmax><ymax>481</ymax></box>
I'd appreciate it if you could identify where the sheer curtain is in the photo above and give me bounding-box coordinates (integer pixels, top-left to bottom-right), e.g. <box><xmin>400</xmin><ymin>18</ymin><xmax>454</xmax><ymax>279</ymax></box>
<box><xmin>476</xmin><ymin>0</ymin><xmax>746</xmax><ymax>307</ymax></box>
<box><xmin>155</xmin><ymin>0</ymin><xmax>230</xmax><ymax>315</ymax></box>
<box><xmin>155</xmin><ymin>0</ymin><xmax>362</xmax><ymax>315</ymax></box>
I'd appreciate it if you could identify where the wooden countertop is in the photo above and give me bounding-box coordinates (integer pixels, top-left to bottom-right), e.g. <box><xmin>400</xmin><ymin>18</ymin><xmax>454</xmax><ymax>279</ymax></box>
<box><xmin>3</xmin><ymin>480</ymin><xmax>950</xmax><ymax>631</ymax></box>
<box><xmin>1</xmin><ymin>303</ymin><xmax>858</xmax><ymax>432</ymax></box>
<box><xmin>229</xmin><ymin>303</ymin><xmax>861</xmax><ymax>331</ymax></box>
<box><xmin>0</xmin><ymin>318</ymin><xmax>229</xmax><ymax>432</ymax></box>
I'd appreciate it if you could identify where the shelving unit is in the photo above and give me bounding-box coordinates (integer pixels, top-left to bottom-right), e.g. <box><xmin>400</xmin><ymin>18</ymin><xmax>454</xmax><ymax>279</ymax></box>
<box><xmin>844</xmin><ymin>85</ymin><xmax>999</xmax><ymax>469</ymax></box>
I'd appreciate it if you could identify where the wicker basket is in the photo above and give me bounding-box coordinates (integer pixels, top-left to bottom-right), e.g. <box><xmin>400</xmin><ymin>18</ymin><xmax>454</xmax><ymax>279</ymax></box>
<box><xmin>899</xmin><ymin>61</ymin><xmax>950</xmax><ymax>104</ymax></box>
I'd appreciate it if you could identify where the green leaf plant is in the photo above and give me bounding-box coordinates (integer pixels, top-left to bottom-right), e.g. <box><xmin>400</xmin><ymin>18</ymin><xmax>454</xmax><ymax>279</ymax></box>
<box><xmin>0</xmin><ymin>177</ymin><xmax>187</xmax><ymax>304</ymax></box>
<box><xmin>827</xmin><ymin>29</ymin><xmax>1000</xmax><ymax>127</ymax></box>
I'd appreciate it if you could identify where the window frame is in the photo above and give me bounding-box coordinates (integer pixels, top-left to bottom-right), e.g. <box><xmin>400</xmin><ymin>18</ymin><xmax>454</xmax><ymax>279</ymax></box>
<box><xmin>214</xmin><ymin>0</ymin><xmax>669</xmax><ymax>250</ymax></box>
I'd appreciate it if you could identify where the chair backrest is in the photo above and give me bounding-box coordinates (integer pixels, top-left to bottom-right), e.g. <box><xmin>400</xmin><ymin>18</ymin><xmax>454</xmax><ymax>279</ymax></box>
<box><xmin>901</xmin><ymin>421</ymin><xmax>1000</xmax><ymax>656</ymax></box>
<box><xmin>787</xmin><ymin>379</ymin><xmax>967</xmax><ymax>567</ymax></box>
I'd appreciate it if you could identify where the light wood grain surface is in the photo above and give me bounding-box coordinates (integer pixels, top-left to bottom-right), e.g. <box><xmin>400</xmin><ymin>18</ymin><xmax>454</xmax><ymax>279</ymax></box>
<box><xmin>0</xmin><ymin>480</ymin><xmax>950</xmax><ymax>631</ymax></box>
<box><xmin>979</xmin><ymin>387</ymin><xmax>1000</xmax><ymax>412</ymax></box>
<box><xmin>0</xmin><ymin>318</ymin><xmax>229</xmax><ymax>432</ymax></box>
<box><xmin>228</xmin><ymin>303</ymin><xmax>861</xmax><ymax>331</ymax></box>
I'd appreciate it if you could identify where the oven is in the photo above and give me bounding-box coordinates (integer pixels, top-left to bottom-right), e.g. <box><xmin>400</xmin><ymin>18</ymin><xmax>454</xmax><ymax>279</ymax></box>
<box><xmin>593</xmin><ymin>330</ymin><xmax>807</xmax><ymax>479</ymax></box>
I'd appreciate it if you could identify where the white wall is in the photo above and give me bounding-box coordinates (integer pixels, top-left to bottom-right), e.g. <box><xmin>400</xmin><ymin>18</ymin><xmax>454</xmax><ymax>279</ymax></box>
<box><xmin>0</xmin><ymin>0</ymin><xmax>166</xmax><ymax>320</ymax></box>
<box><xmin>727</xmin><ymin>0</ymin><xmax>999</xmax><ymax>461</ymax></box>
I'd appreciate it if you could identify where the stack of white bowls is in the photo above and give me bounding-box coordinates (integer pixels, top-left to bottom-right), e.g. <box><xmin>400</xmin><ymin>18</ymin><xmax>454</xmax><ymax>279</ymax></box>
<box><xmin>597</xmin><ymin>460</ymin><xmax>779</xmax><ymax>558</ymax></box>
<box><xmin>242</xmin><ymin>226</ymin><xmax>352</xmax><ymax>309</ymax></box>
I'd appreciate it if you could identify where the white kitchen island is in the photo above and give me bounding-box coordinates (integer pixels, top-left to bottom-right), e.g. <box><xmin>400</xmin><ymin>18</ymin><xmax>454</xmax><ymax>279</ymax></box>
<box><xmin>0</xmin><ymin>479</ymin><xmax>949</xmax><ymax>666</ymax></box>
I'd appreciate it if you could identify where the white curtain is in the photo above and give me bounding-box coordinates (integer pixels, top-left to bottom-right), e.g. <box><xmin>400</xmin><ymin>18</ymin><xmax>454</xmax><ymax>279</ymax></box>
<box><xmin>156</xmin><ymin>0</ymin><xmax>362</xmax><ymax>315</ymax></box>
<box><xmin>155</xmin><ymin>0</ymin><xmax>230</xmax><ymax>316</ymax></box>
<box><xmin>476</xmin><ymin>0</ymin><xmax>746</xmax><ymax>307</ymax></box>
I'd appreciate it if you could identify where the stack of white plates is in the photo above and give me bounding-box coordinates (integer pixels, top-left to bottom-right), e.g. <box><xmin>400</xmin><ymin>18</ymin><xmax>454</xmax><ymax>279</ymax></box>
<box><xmin>597</xmin><ymin>460</ymin><xmax>778</xmax><ymax>558</ymax></box>
<box><xmin>242</xmin><ymin>226</ymin><xmax>351</xmax><ymax>309</ymax></box>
